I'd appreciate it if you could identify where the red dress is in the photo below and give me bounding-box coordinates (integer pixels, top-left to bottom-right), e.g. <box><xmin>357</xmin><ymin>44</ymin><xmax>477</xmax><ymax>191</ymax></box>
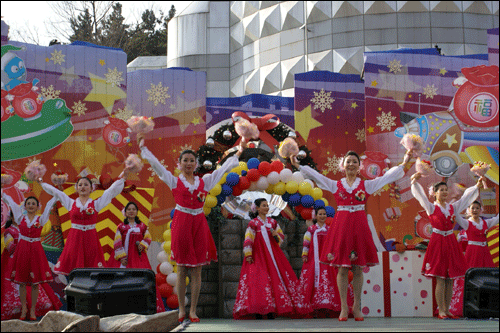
<box><xmin>464</xmin><ymin>218</ymin><xmax>496</xmax><ymax>268</ymax></box>
<box><xmin>421</xmin><ymin>205</ymin><xmax>468</xmax><ymax>279</ymax></box>
<box><xmin>170</xmin><ymin>178</ymin><xmax>217</xmax><ymax>267</ymax></box>
<box><xmin>1</xmin><ymin>226</ymin><xmax>62</xmax><ymax>320</ymax></box>
<box><xmin>320</xmin><ymin>180</ymin><xmax>379</xmax><ymax>267</ymax></box>
<box><xmin>299</xmin><ymin>223</ymin><xmax>351</xmax><ymax>314</ymax></box>
<box><xmin>233</xmin><ymin>217</ymin><xmax>308</xmax><ymax>319</ymax></box>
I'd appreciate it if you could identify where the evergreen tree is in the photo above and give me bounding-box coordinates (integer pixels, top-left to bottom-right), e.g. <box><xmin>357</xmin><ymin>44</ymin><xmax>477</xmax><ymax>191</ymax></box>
<box><xmin>101</xmin><ymin>2</ymin><xmax>129</xmax><ymax>49</ymax></box>
<box><xmin>69</xmin><ymin>8</ymin><xmax>95</xmax><ymax>43</ymax></box>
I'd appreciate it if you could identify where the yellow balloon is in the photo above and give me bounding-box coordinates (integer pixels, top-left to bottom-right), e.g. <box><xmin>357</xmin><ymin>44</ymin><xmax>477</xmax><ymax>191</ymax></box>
<box><xmin>311</xmin><ymin>188</ymin><xmax>323</xmax><ymax>201</ymax></box>
<box><xmin>321</xmin><ymin>198</ymin><xmax>328</xmax><ymax>206</ymax></box>
<box><xmin>285</xmin><ymin>181</ymin><xmax>299</xmax><ymax>194</ymax></box>
<box><xmin>265</xmin><ymin>184</ymin><xmax>274</xmax><ymax>194</ymax></box>
<box><xmin>239</xmin><ymin>161</ymin><xmax>248</xmax><ymax>171</ymax></box>
<box><xmin>40</xmin><ymin>221</ymin><xmax>52</xmax><ymax>237</ymax></box>
<box><xmin>209</xmin><ymin>183</ymin><xmax>222</xmax><ymax>196</ymax></box>
<box><xmin>163</xmin><ymin>229</ymin><xmax>171</xmax><ymax>242</ymax></box>
<box><xmin>185</xmin><ymin>276</ymin><xmax>190</xmax><ymax>286</ymax></box>
<box><xmin>232</xmin><ymin>166</ymin><xmax>243</xmax><ymax>175</ymax></box>
<box><xmin>205</xmin><ymin>195</ymin><xmax>218</xmax><ymax>208</ymax></box>
<box><xmin>163</xmin><ymin>241</ymin><xmax>171</xmax><ymax>253</ymax></box>
<box><xmin>173</xmin><ymin>265</ymin><xmax>177</xmax><ymax>273</ymax></box>
<box><xmin>203</xmin><ymin>206</ymin><xmax>212</xmax><ymax>216</ymax></box>
<box><xmin>274</xmin><ymin>182</ymin><xmax>286</xmax><ymax>195</ymax></box>
<box><xmin>218</xmin><ymin>173</ymin><xmax>227</xmax><ymax>184</ymax></box>
<box><xmin>298</xmin><ymin>182</ymin><xmax>312</xmax><ymax>196</ymax></box>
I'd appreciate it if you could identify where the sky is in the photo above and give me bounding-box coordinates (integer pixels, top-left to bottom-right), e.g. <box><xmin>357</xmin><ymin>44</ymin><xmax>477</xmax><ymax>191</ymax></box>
<box><xmin>1</xmin><ymin>1</ymin><xmax>192</xmax><ymax>46</ymax></box>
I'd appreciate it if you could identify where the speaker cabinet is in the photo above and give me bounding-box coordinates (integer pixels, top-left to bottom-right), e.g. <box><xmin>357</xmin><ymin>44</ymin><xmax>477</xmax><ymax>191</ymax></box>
<box><xmin>463</xmin><ymin>267</ymin><xmax>499</xmax><ymax>318</ymax></box>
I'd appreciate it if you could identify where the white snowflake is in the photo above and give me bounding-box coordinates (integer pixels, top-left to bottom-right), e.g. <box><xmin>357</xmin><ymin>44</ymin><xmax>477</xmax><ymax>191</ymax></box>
<box><xmin>105</xmin><ymin>67</ymin><xmax>124</xmax><ymax>87</ymax></box>
<box><xmin>388</xmin><ymin>59</ymin><xmax>402</xmax><ymax>74</ymax></box>
<box><xmin>423</xmin><ymin>84</ymin><xmax>438</xmax><ymax>99</ymax></box>
<box><xmin>376</xmin><ymin>111</ymin><xmax>397</xmax><ymax>132</ymax></box>
<box><xmin>72</xmin><ymin>100</ymin><xmax>87</xmax><ymax>116</ymax></box>
<box><xmin>325</xmin><ymin>155</ymin><xmax>342</xmax><ymax>174</ymax></box>
<box><xmin>355</xmin><ymin>128</ymin><xmax>365</xmax><ymax>143</ymax></box>
<box><xmin>146</xmin><ymin>82</ymin><xmax>170</xmax><ymax>106</ymax></box>
<box><xmin>311</xmin><ymin>88</ymin><xmax>334</xmax><ymax>113</ymax></box>
<box><xmin>50</xmin><ymin>49</ymin><xmax>65</xmax><ymax>65</ymax></box>
<box><xmin>148</xmin><ymin>159</ymin><xmax>167</xmax><ymax>178</ymax></box>
<box><xmin>114</xmin><ymin>105</ymin><xmax>134</xmax><ymax>121</ymax></box>
<box><xmin>41</xmin><ymin>85</ymin><xmax>61</xmax><ymax>100</ymax></box>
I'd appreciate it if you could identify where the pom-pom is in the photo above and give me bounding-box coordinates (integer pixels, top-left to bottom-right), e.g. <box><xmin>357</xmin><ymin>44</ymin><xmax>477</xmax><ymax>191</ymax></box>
<box><xmin>428</xmin><ymin>186</ymin><xmax>435</xmax><ymax>198</ymax></box>
<box><xmin>338</xmin><ymin>157</ymin><xmax>345</xmax><ymax>173</ymax></box>
<box><xmin>24</xmin><ymin>161</ymin><xmax>47</xmax><ymax>181</ymax></box>
<box><xmin>235</xmin><ymin>119</ymin><xmax>259</xmax><ymax>141</ymax></box>
<box><xmin>400</xmin><ymin>133</ymin><xmax>424</xmax><ymax>157</ymax></box>
<box><xmin>470</xmin><ymin>161</ymin><xmax>490</xmax><ymax>177</ymax></box>
<box><xmin>127</xmin><ymin>116</ymin><xmax>155</xmax><ymax>134</ymax></box>
<box><xmin>124</xmin><ymin>154</ymin><xmax>144</xmax><ymax>174</ymax></box>
<box><xmin>51</xmin><ymin>171</ymin><xmax>68</xmax><ymax>186</ymax></box>
<box><xmin>278</xmin><ymin>138</ymin><xmax>299</xmax><ymax>159</ymax></box>
<box><xmin>415</xmin><ymin>158</ymin><xmax>433</xmax><ymax>176</ymax></box>
<box><xmin>1</xmin><ymin>174</ymin><xmax>13</xmax><ymax>187</ymax></box>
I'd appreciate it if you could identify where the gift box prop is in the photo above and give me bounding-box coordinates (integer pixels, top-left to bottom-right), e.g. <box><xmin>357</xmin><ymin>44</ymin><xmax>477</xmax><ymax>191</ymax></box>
<box><xmin>56</xmin><ymin>181</ymin><xmax>155</xmax><ymax>261</ymax></box>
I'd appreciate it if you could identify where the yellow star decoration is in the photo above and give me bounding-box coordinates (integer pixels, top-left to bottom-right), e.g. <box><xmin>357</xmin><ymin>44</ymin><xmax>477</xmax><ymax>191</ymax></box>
<box><xmin>385</xmin><ymin>225</ymin><xmax>393</xmax><ymax>232</ymax></box>
<box><xmin>443</xmin><ymin>133</ymin><xmax>458</xmax><ymax>148</ymax></box>
<box><xmin>53</xmin><ymin>163</ymin><xmax>58</xmax><ymax>167</ymax></box>
<box><xmin>378</xmin><ymin>107</ymin><xmax>382</xmax><ymax>111</ymax></box>
<box><xmin>45</xmin><ymin>58</ymin><xmax>50</xmax><ymax>62</ymax></box>
<box><xmin>367</xmin><ymin>126</ymin><xmax>375</xmax><ymax>133</ymax></box>
<box><xmin>148</xmin><ymin>177</ymin><xmax>155</xmax><ymax>184</ymax></box>
<box><xmin>99</xmin><ymin>59</ymin><xmax>106</xmax><ymax>66</ymax></box>
<box><xmin>167</xmin><ymin>108</ymin><xmax>204</xmax><ymax>133</ymax></box>
<box><xmin>322</xmin><ymin>170</ymin><xmax>329</xmax><ymax>176</ymax></box>
<box><xmin>84</xmin><ymin>73</ymin><xmax>126</xmax><ymax>115</ymax></box>
<box><xmin>52</xmin><ymin>130</ymin><xmax>116</xmax><ymax>175</ymax></box>
<box><xmin>191</xmin><ymin>116</ymin><xmax>201</xmax><ymax>125</ymax></box>
<box><xmin>294</xmin><ymin>105</ymin><xmax>323</xmax><ymax>142</ymax></box>
<box><xmin>439</xmin><ymin>68</ymin><xmax>448</xmax><ymax>75</ymax></box>
<box><xmin>371</xmin><ymin>80</ymin><xmax>378</xmax><ymax>87</ymax></box>
<box><xmin>317</xmin><ymin>139</ymin><xmax>321</xmax><ymax>144</ymax></box>
<box><xmin>351</xmin><ymin>102</ymin><xmax>358</xmax><ymax>109</ymax></box>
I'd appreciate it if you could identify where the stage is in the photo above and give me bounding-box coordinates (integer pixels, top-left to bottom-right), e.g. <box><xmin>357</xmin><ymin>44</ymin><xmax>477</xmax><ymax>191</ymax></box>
<box><xmin>173</xmin><ymin>317</ymin><xmax>499</xmax><ymax>332</ymax></box>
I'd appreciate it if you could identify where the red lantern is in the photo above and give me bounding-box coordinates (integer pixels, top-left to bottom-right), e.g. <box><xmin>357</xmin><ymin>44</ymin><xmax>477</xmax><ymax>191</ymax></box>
<box><xmin>166</xmin><ymin>294</ymin><xmax>179</xmax><ymax>309</ymax></box>
<box><xmin>270</xmin><ymin>160</ymin><xmax>284</xmax><ymax>173</ymax></box>
<box><xmin>246</xmin><ymin>169</ymin><xmax>260</xmax><ymax>182</ymax></box>
<box><xmin>102</xmin><ymin>117</ymin><xmax>131</xmax><ymax>148</ymax></box>
<box><xmin>258</xmin><ymin>161</ymin><xmax>271</xmax><ymax>176</ymax></box>
<box><xmin>156</xmin><ymin>273</ymin><xmax>167</xmax><ymax>286</ymax></box>
<box><xmin>8</xmin><ymin>82</ymin><xmax>44</xmax><ymax>120</ymax></box>
<box><xmin>300</xmin><ymin>207</ymin><xmax>313</xmax><ymax>220</ymax></box>
<box><xmin>360</xmin><ymin>151</ymin><xmax>390</xmax><ymax>180</ymax></box>
<box><xmin>453</xmin><ymin>65</ymin><xmax>499</xmax><ymax>128</ymax></box>
<box><xmin>159</xmin><ymin>283</ymin><xmax>173</xmax><ymax>298</ymax></box>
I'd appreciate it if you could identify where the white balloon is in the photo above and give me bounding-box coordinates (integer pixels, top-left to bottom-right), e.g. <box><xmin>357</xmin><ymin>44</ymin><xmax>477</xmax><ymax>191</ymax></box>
<box><xmin>304</xmin><ymin>179</ymin><xmax>314</xmax><ymax>187</ymax></box>
<box><xmin>167</xmin><ymin>272</ymin><xmax>178</xmax><ymax>286</ymax></box>
<box><xmin>160</xmin><ymin>262</ymin><xmax>174</xmax><ymax>276</ymax></box>
<box><xmin>256</xmin><ymin>176</ymin><xmax>269</xmax><ymax>190</ymax></box>
<box><xmin>173</xmin><ymin>285</ymin><xmax>178</xmax><ymax>295</ymax></box>
<box><xmin>292</xmin><ymin>171</ymin><xmax>304</xmax><ymax>184</ymax></box>
<box><xmin>279</xmin><ymin>169</ymin><xmax>293</xmax><ymax>183</ymax></box>
<box><xmin>267</xmin><ymin>171</ymin><xmax>280</xmax><ymax>185</ymax></box>
<box><xmin>157</xmin><ymin>251</ymin><xmax>169</xmax><ymax>263</ymax></box>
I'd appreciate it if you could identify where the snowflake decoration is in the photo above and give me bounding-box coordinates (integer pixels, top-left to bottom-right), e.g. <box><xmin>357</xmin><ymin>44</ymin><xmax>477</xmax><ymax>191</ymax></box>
<box><xmin>355</xmin><ymin>128</ymin><xmax>365</xmax><ymax>142</ymax></box>
<box><xmin>423</xmin><ymin>84</ymin><xmax>438</xmax><ymax>99</ymax></box>
<box><xmin>105</xmin><ymin>67</ymin><xmax>124</xmax><ymax>87</ymax></box>
<box><xmin>311</xmin><ymin>88</ymin><xmax>334</xmax><ymax>113</ymax></box>
<box><xmin>325</xmin><ymin>154</ymin><xmax>342</xmax><ymax>175</ymax></box>
<box><xmin>388</xmin><ymin>59</ymin><xmax>402</xmax><ymax>74</ymax></box>
<box><xmin>114</xmin><ymin>105</ymin><xmax>134</xmax><ymax>121</ymax></box>
<box><xmin>180</xmin><ymin>144</ymin><xmax>193</xmax><ymax>152</ymax></box>
<box><xmin>376</xmin><ymin>111</ymin><xmax>397</xmax><ymax>132</ymax></box>
<box><xmin>148</xmin><ymin>160</ymin><xmax>167</xmax><ymax>178</ymax></box>
<box><xmin>50</xmin><ymin>49</ymin><xmax>65</xmax><ymax>65</ymax></box>
<box><xmin>146</xmin><ymin>82</ymin><xmax>170</xmax><ymax>106</ymax></box>
<box><xmin>41</xmin><ymin>85</ymin><xmax>61</xmax><ymax>100</ymax></box>
<box><xmin>72</xmin><ymin>100</ymin><xmax>87</xmax><ymax>116</ymax></box>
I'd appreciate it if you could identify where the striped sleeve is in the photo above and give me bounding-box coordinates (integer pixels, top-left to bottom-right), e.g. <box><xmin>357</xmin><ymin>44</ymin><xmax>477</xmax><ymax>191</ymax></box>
<box><xmin>302</xmin><ymin>228</ymin><xmax>312</xmax><ymax>257</ymax></box>
<box><xmin>274</xmin><ymin>220</ymin><xmax>285</xmax><ymax>246</ymax></box>
<box><xmin>243</xmin><ymin>221</ymin><xmax>256</xmax><ymax>258</ymax></box>
<box><xmin>140</xmin><ymin>226</ymin><xmax>152</xmax><ymax>251</ymax></box>
<box><xmin>113</xmin><ymin>227</ymin><xmax>126</xmax><ymax>261</ymax></box>
<box><xmin>4</xmin><ymin>232</ymin><xmax>15</xmax><ymax>256</ymax></box>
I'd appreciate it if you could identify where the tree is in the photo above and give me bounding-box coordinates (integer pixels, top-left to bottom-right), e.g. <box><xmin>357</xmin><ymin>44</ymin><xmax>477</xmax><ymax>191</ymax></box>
<box><xmin>101</xmin><ymin>2</ymin><xmax>129</xmax><ymax>49</ymax></box>
<box><xmin>69</xmin><ymin>8</ymin><xmax>95</xmax><ymax>43</ymax></box>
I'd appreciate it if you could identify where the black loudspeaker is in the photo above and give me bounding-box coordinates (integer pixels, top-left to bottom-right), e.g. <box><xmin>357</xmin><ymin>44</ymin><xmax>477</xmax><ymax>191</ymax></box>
<box><xmin>463</xmin><ymin>267</ymin><xmax>499</xmax><ymax>318</ymax></box>
<box><xmin>65</xmin><ymin>268</ymin><xmax>157</xmax><ymax>317</ymax></box>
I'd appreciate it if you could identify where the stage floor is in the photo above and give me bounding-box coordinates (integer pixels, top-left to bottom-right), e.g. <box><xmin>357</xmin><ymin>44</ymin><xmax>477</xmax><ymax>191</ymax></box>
<box><xmin>174</xmin><ymin>317</ymin><xmax>499</xmax><ymax>332</ymax></box>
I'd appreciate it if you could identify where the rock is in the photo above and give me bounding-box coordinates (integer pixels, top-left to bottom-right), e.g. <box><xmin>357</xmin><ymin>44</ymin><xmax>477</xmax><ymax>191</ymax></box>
<box><xmin>99</xmin><ymin>311</ymin><xmax>178</xmax><ymax>332</ymax></box>
<box><xmin>0</xmin><ymin>319</ymin><xmax>37</xmax><ymax>332</ymax></box>
<box><xmin>37</xmin><ymin>311</ymin><xmax>86</xmax><ymax>332</ymax></box>
<box><xmin>62</xmin><ymin>315</ymin><xmax>99</xmax><ymax>332</ymax></box>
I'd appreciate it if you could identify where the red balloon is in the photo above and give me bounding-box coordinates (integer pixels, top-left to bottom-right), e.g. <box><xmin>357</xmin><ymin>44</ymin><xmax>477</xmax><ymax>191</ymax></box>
<box><xmin>258</xmin><ymin>161</ymin><xmax>271</xmax><ymax>176</ymax></box>
<box><xmin>300</xmin><ymin>207</ymin><xmax>313</xmax><ymax>220</ymax></box>
<box><xmin>156</xmin><ymin>263</ymin><xmax>161</xmax><ymax>274</ymax></box>
<box><xmin>270</xmin><ymin>160</ymin><xmax>284</xmax><ymax>173</ymax></box>
<box><xmin>232</xmin><ymin>185</ymin><xmax>243</xmax><ymax>196</ymax></box>
<box><xmin>166</xmin><ymin>294</ymin><xmax>179</xmax><ymax>309</ymax></box>
<box><xmin>156</xmin><ymin>273</ymin><xmax>167</xmax><ymax>286</ymax></box>
<box><xmin>159</xmin><ymin>283</ymin><xmax>173</xmax><ymax>298</ymax></box>
<box><xmin>294</xmin><ymin>205</ymin><xmax>304</xmax><ymax>213</ymax></box>
<box><xmin>348</xmin><ymin>270</ymin><xmax>354</xmax><ymax>284</ymax></box>
<box><xmin>247</xmin><ymin>169</ymin><xmax>260</xmax><ymax>182</ymax></box>
<box><xmin>238</xmin><ymin>176</ymin><xmax>250</xmax><ymax>190</ymax></box>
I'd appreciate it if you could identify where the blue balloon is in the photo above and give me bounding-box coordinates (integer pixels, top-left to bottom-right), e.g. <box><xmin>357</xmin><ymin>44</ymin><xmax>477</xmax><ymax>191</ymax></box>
<box><xmin>170</xmin><ymin>209</ymin><xmax>175</xmax><ymax>219</ymax></box>
<box><xmin>314</xmin><ymin>199</ymin><xmax>325</xmax><ymax>210</ymax></box>
<box><xmin>226</xmin><ymin>172</ymin><xmax>240</xmax><ymax>186</ymax></box>
<box><xmin>217</xmin><ymin>194</ymin><xmax>226</xmax><ymax>205</ymax></box>
<box><xmin>301</xmin><ymin>195</ymin><xmax>314</xmax><ymax>208</ymax></box>
<box><xmin>247</xmin><ymin>158</ymin><xmax>260</xmax><ymax>169</ymax></box>
<box><xmin>241</xmin><ymin>170</ymin><xmax>247</xmax><ymax>176</ymax></box>
<box><xmin>325</xmin><ymin>206</ymin><xmax>335</xmax><ymax>217</ymax></box>
<box><xmin>221</xmin><ymin>184</ymin><xmax>233</xmax><ymax>196</ymax></box>
<box><xmin>282</xmin><ymin>192</ymin><xmax>291</xmax><ymax>202</ymax></box>
<box><xmin>289</xmin><ymin>193</ymin><xmax>302</xmax><ymax>207</ymax></box>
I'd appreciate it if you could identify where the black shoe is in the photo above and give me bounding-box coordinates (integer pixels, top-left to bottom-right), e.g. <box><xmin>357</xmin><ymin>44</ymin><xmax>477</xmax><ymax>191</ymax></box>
<box><xmin>256</xmin><ymin>314</ymin><xmax>263</xmax><ymax>320</ymax></box>
<box><xmin>267</xmin><ymin>313</ymin><xmax>274</xmax><ymax>320</ymax></box>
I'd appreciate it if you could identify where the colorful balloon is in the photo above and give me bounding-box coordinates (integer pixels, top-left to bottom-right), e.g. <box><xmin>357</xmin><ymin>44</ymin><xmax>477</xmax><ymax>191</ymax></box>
<box><xmin>279</xmin><ymin>169</ymin><xmax>293</xmax><ymax>183</ymax></box>
<box><xmin>246</xmin><ymin>168</ymin><xmax>260</xmax><ymax>182</ymax></box>
<box><xmin>205</xmin><ymin>195</ymin><xmax>218</xmax><ymax>208</ymax></box>
<box><xmin>292</xmin><ymin>171</ymin><xmax>304</xmax><ymax>184</ymax></box>
<box><xmin>247</xmin><ymin>158</ymin><xmax>260</xmax><ymax>169</ymax></box>
<box><xmin>166</xmin><ymin>294</ymin><xmax>179</xmax><ymax>309</ymax></box>
<box><xmin>209</xmin><ymin>183</ymin><xmax>222</xmax><ymax>196</ymax></box>
<box><xmin>258</xmin><ymin>161</ymin><xmax>271</xmax><ymax>176</ymax></box>
<box><xmin>270</xmin><ymin>160</ymin><xmax>284</xmax><ymax>173</ymax></box>
<box><xmin>311</xmin><ymin>188</ymin><xmax>323</xmax><ymax>200</ymax></box>
<box><xmin>274</xmin><ymin>182</ymin><xmax>286</xmax><ymax>195</ymax></box>
<box><xmin>159</xmin><ymin>283</ymin><xmax>173</xmax><ymax>298</ymax></box>
<box><xmin>285</xmin><ymin>180</ymin><xmax>299</xmax><ymax>194</ymax></box>
<box><xmin>267</xmin><ymin>171</ymin><xmax>280</xmax><ymax>185</ymax></box>
<box><xmin>298</xmin><ymin>181</ymin><xmax>312</xmax><ymax>196</ymax></box>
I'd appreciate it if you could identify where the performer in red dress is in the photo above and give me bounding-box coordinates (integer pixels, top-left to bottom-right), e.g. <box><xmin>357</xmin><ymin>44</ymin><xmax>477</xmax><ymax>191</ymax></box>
<box><xmin>1</xmin><ymin>192</ymin><xmax>60</xmax><ymax>321</ymax></box>
<box><xmin>293</xmin><ymin>150</ymin><xmax>412</xmax><ymax>321</ymax></box>
<box><xmin>1</xmin><ymin>212</ymin><xmax>62</xmax><ymax>321</ymax></box>
<box><xmin>411</xmin><ymin>174</ymin><xmax>482</xmax><ymax>319</ymax></box>
<box><xmin>233</xmin><ymin>198</ymin><xmax>308</xmax><ymax>319</ymax></box>
<box><xmin>138</xmin><ymin>133</ymin><xmax>246</xmax><ymax>323</ymax></box>
<box><xmin>108</xmin><ymin>201</ymin><xmax>165</xmax><ymax>313</ymax></box>
<box><xmin>39</xmin><ymin>170</ymin><xmax>130</xmax><ymax>276</ymax></box>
